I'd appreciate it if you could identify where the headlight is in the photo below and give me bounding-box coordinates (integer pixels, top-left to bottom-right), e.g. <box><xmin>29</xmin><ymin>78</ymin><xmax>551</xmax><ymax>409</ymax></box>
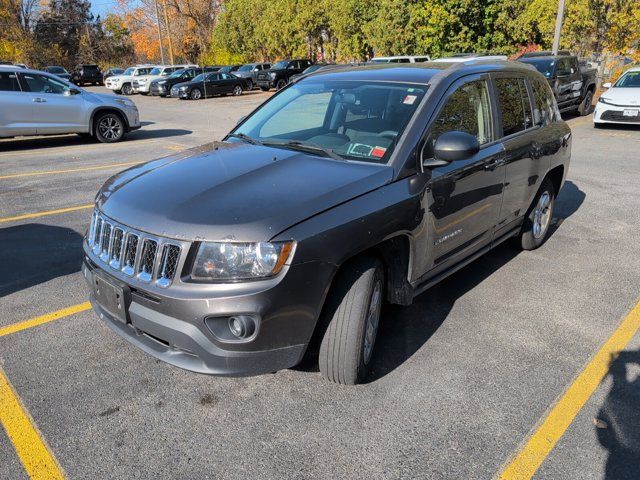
<box><xmin>115</xmin><ymin>98</ymin><xmax>135</xmax><ymax>108</ymax></box>
<box><xmin>191</xmin><ymin>241</ymin><xmax>294</xmax><ymax>281</ymax></box>
<box><xmin>158</xmin><ymin>80</ymin><xmax>166</xmax><ymax>85</ymax></box>
<box><xmin>598</xmin><ymin>97</ymin><xmax>611</xmax><ymax>105</ymax></box>
<box><xmin>180</xmin><ymin>85</ymin><xmax>189</xmax><ymax>90</ymax></box>
<box><xmin>269</xmin><ymin>72</ymin><xmax>277</xmax><ymax>79</ymax></box>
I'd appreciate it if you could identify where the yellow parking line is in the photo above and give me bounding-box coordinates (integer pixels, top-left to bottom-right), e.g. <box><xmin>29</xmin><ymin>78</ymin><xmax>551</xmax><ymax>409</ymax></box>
<box><xmin>499</xmin><ymin>300</ymin><xmax>640</xmax><ymax>479</ymax></box>
<box><xmin>0</xmin><ymin>367</ymin><xmax>65</xmax><ymax>479</ymax></box>
<box><xmin>0</xmin><ymin>161</ymin><xmax>143</xmax><ymax>180</ymax></box>
<box><xmin>0</xmin><ymin>204</ymin><xmax>93</xmax><ymax>224</ymax></box>
<box><xmin>0</xmin><ymin>302</ymin><xmax>91</xmax><ymax>338</ymax></box>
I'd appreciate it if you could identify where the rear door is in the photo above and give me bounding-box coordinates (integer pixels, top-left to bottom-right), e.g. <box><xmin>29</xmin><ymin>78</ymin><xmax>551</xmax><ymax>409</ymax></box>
<box><xmin>491</xmin><ymin>74</ymin><xmax>548</xmax><ymax>238</ymax></box>
<box><xmin>0</xmin><ymin>70</ymin><xmax>35</xmax><ymax>136</ymax></box>
<box><xmin>18</xmin><ymin>72</ymin><xmax>86</xmax><ymax>134</ymax></box>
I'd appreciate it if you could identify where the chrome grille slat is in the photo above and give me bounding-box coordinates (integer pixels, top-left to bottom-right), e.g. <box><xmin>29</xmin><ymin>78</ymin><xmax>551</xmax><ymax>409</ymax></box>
<box><xmin>88</xmin><ymin>211</ymin><xmax>183</xmax><ymax>287</ymax></box>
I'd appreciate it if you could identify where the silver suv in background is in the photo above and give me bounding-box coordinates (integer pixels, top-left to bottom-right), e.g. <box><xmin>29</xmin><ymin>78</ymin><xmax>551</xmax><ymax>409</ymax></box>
<box><xmin>133</xmin><ymin>65</ymin><xmax>196</xmax><ymax>95</ymax></box>
<box><xmin>0</xmin><ymin>66</ymin><xmax>140</xmax><ymax>143</ymax></box>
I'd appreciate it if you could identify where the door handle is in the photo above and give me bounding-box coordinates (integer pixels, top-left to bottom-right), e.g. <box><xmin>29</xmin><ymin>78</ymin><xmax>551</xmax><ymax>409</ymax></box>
<box><xmin>484</xmin><ymin>157</ymin><xmax>506</xmax><ymax>171</ymax></box>
<box><xmin>32</xmin><ymin>97</ymin><xmax>46</xmax><ymax>103</ymax></box>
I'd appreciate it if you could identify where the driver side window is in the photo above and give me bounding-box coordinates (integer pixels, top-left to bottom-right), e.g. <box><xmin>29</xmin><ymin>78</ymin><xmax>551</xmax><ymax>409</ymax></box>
<box><xmin>21</xmin><ymin>73</ymin><xmax>68</xmax><ymax>95</ymax></box>
<box><xmin>431</xmin><ymin>80</ymin><xmax>492</xmax><ymax>145</ymax></box>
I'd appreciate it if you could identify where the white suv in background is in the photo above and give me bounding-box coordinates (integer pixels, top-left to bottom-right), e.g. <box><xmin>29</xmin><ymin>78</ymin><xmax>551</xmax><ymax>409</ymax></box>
<box><xmin>132</xmin><ymin>65</ymin><xmax>196</xmax><ymax>95</ymax></box>
<box><xmin>0</xmin><ymin>66</ymin><xmax>140</xmax><ymax>142</ymax></box>
<box><xmin>105</xmin><ymin>65</ymin><xmax>155</xmax><ymax>95</ymax></box>
<box><xmin>369</xmin><ymin>55</ymin><xmax>431</xmax><ymax>63</ymax></box>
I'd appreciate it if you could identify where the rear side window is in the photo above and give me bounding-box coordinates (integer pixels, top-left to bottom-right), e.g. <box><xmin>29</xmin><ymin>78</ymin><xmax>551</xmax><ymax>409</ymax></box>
<box><xmin>531</xmin><ymin>78</ymin><xmax>556</xmax><ymax>125</ymax></box>
<box><xmin>0</xmin><ymin>72</ymin><xmax>21</xmax><ymax>91</ymax></box>
<box><xmin>495</xmin><ymin>77</ymin><xmax>532</xmax><ymax>136</ymax></box>
<box><xmin>431</xmin><ymin>79</ymin><xmax>493</xmax><ymax>145</ymax></box>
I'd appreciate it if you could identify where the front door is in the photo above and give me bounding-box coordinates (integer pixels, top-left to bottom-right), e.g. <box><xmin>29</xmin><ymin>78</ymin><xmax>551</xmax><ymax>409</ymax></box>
<box><xmin>419</xmin><ymin>76</ymin><xmax>506</xmax><ymax>275</ymax></box>
<box><xmin>19</xmin><ymin>72</ymin><xmax>85</xmax><ymax>134</ymax></box>
<box><xmin>0</xmin><ymin>71</ymin><xmax>35</xmax><ymax>136</ymax></box>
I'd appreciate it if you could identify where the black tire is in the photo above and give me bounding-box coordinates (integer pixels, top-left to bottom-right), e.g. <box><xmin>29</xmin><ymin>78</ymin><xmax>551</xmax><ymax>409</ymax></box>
<box><xmin>259</xmin><ymin>86</ymin><xmax>269</xmax><ymax>92</ymax></box>
<box><xmin>232</xmin><ymin>84</ymin><xmax>243</xmax><ymax>96</ymax></box>
<box><xmin>114</xmin><ymin>89</ymin><xmax>122</xmax><ymax>95</ymax></box>
<box><xmin>246</xmin><ymin>79</ymin><xmax>253</xmax><ymax>90</ymax></box>
<box><xmin>318</xmin><ymin>257</ymin><xmax>385</xmax><ymax>385</ymax></box>
<box><xmin>121</xmin><ymin>83</ymin><xmax>133</xmax><ymax>95</ymax></box>
<box><xmin>94</xmin><ymin>112</ymin><xmax>125</xmax><ymax>143</ymax></box>
<box><xmin>275</xmin><ymin>79</ymin><xmax>287</xmax><ymax>90</ymax></box>
<box><xmin>190</xmin><ymin>88</ymin><xmax>202</xmax><ymax>100</ymax></box>
<box><xmin>518</xmin><ymin>178</ymin><xmax>555</xmax><ymax>250</ymax></box>
<box><xmin>76</xmin><ymin>132</ymin><xmax>94</xmax><ymax>141</ymax></box>
<box><xmin>140</xmin><ymin>91</ymin><xmax>148</xmax><ymax>96</ymax></box>
<box><xmin>579</xmin><ymin>89</ymin><xmax>594</xmax><ymax>116</ymax></box>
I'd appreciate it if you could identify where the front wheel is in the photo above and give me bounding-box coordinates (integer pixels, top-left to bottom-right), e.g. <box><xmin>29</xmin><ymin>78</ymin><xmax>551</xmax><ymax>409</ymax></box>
<box><xmin>319</xmin><ymin>257</ymin><xmax>384</xmax><ymax>385</ymax></box>
<box><xmin>259</xmin><ymin>86</ymin><xmax>269</xmax><ymax>92</ymax></box>
<box><xmin>94</xmin><ymin>112</ymin><xmax>125</xmax><ymax>143</ymax></box>
<box><xmin>246</xmin><ymin>79</ymin><xmax>253</xmax><ymax>90</ymax></box>
<box><xmin>518</xmin><ymin>178</ymin><xmax>555</xmax><ymax>250</ymax></box>
<box><xmin>232</xmin><ymin>85</ymin><xmax>243</xmax><ymax>96</ymax></box>
<box><xmin>275</xmin><ymin>79</ymin><xmax>287</xmax><ymax>90</ymax></box>
<box><xmin>579</xmin><ymin>90</ymin><xmax>594</xmax><ymax>116</ymax></box>
<box><xmin>121</xmin><ymin>83</ymin><xmax>133</xmax><ymax>95</ymax></box>
<box><xmin>190</xmin><ymin>88</ymin><xmax>202</xmax><ymax>100</ymax></box>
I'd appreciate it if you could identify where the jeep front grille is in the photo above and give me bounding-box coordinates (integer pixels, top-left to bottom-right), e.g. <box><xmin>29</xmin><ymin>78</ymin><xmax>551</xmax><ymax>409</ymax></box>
<box><xmin>87</xmin><ymin>211</ymin><xmax>183</xmax><ymax>288</ymax></box>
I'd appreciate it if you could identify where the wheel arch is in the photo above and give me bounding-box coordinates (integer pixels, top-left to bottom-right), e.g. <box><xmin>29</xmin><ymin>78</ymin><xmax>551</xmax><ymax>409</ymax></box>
<box><xmin>89</xmin><ymin>107</ymin><xmax>130</xmax><ymax>135</ymax></box>
<box><xmin>545</xmin><ymin>164</ymin><xmax>565</xmax><ymax>196</ymax></box>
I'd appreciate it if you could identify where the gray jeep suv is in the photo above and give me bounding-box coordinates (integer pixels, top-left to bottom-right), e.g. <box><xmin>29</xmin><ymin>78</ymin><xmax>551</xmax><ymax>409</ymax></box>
<box><xmin>84</xmin><ymin>61</ymin><xmax>570</xmax><ymax>384</ymax></box>
<box><xmin>0</xmin><ymin>66</ymin><xmax>140</xmax><ymax>142</ymax></box>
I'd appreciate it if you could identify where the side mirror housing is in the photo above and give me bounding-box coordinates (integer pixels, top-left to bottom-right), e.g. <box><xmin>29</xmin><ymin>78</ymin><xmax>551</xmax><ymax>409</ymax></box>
<box><xmin>64</xmin><ymin>87</ymin><xmax>81</xmax><ymax>96</ymax></box>
<box><xmin>602</xmin><ymin>82</ymin><xmax>612</xmax><ymax>89</ymax></box>
<box><xmin>425</xmin><ymin>131</ymin><xmax>480</xmax><ymax>166</ymax></box>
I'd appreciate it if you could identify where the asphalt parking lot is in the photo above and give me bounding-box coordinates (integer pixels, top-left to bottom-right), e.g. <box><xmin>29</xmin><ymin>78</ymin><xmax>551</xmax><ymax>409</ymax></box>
<box><xmin>1</xmin><ymin>88</ymin><xmax>640</xmax><ymax>480</ymax></box>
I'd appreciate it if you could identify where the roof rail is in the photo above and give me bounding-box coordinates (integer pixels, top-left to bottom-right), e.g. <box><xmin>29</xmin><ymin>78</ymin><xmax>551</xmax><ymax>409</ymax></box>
<box><xmin>520</xmin><ymin>50</ymin><xmax>572</xmax><ymax>58</ymax></box>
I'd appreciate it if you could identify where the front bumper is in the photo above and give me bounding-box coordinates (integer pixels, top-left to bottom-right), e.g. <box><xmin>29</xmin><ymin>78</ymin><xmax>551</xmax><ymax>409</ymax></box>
<box><xmin>150</xmin><ymin>83</ymin><xmax>168</xmax><ymax>96</ymax></box>
<box><xmin>170</xmin><ymin>88</ymin><xmax>189</xmax><ymax>98</ymax></box>
<box><xmin>256</xmin><ymin>78</ymin><xmax>274</xmax><ymax>89</ymax></box>
<box><xmin>82</xmin><ymin>242</ymin><xmax>333</xmax><ymax>376</ymax></box>
<box><xmin>133</xmin><ymin>82</ymin><xmax>150</xmax><ymax>93</ymax></box>
<box><xmin>594</xmin><ymin>102</ymin><xmax>640</xmax><ymax>124</ymax></box>
<box><xmin>105</xmin><ymin>81</ymin><xmax>122</xmax><ymax>91</ymax></box>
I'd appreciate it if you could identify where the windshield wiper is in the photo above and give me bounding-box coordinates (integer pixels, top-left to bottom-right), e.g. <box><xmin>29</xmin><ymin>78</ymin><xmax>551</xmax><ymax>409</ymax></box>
<box><xmin>226</xmin><ymin>133</ymin><xmax>263</xmax><ymax>145</ymax></box>
<box><xmin>263</xmin><ymin>140</ymin><xmax>344</xmax><ymax>161</ymax></box>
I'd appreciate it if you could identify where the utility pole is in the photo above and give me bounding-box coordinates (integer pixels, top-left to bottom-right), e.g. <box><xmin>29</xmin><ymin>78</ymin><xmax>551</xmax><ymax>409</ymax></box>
<box><xmin>551</xmin><ymin>0</ymin><xmax>566</xmax><ymax>55</ymax></box>
<box><xmin>162</xmin><ymin>0</ymin><xmax>175</xmax><ymax>64</ymax></box>
<box><xmin>154</xmin><ymin>0</ymin><xmax>166</xmax><ymax>64</ymax></box>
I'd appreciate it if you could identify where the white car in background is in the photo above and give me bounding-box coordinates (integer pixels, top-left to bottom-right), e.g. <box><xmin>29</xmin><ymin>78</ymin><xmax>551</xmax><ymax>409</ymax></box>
<box><xmin>369</xmin><ymin>55</ymin><xmax>431</xmax><ymax>63</ymax></box>
<box><xmin>105</xmin><ymin>65</ymin><xmax>155</xmax><ymax>95</ymax></box>
<box><xmin>594</xmin><ymin>67</ymin><xmax>640</xmax><ymax>127</ymax></box>
<box><xmin>433</xmin><ymin>53</ymin><xmax>508</xmax><ymax>63</ymax></box>
<box><xmin>132</xmin><ymin>65</ymin><xmax>196</xmax><ymax>95</ymax></box>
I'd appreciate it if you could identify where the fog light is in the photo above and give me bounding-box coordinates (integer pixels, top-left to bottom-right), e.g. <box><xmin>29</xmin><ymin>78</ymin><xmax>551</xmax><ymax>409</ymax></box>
<box><xmin>228</xmin><ymin>315</ymin><xmax>255</xmax><ymax>339</ymax></box>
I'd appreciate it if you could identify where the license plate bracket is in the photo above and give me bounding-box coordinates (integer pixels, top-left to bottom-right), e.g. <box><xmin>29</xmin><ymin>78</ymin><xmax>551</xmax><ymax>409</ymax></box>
<box><xmin>623</xmin><ymin>109</ymin><xmax>639</xmax><ymax>117</ymax></box>
<box><xmin>93</xmin><ymin>272</ymin><xmax>130</xmax><ymax>323</ymax></box>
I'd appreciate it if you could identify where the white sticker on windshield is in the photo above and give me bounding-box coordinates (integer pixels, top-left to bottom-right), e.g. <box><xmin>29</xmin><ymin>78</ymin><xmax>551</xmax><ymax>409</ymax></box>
<box><xmin>403</xmin><ymin>95</ymin><xmax>417</xmax><ymax>105</ymax></box>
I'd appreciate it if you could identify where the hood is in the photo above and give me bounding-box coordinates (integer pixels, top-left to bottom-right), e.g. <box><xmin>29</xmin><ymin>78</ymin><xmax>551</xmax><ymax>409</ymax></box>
<box><xmin>600</xmin><ymin>87</ymin><xmax>640</xmax><ymax>106</ymax></box>
<box><xmin>97</xmin><ymin>142</ymin><xmax>392</xmax><ymax>242</ymax></box>
<box><xmin>84</xmin><ymin>91</ymin><xmax>127</xmax><ymax>104</ymax></box>
<box><xmin>172</xmin><ymin>80</ymin><xmax>193</xmax><ymax>89</ymax></box>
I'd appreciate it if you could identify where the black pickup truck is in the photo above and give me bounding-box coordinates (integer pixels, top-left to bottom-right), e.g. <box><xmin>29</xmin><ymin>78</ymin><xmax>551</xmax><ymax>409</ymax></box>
<box><xmin>71</xmin><ymin>64</ymin><xmax>103</xmax><ymax>86</ymax></box>
<box><xmin>256</xmin><ymin>59</ymin><xmax>312</xmax><ymax>91</ymax></box>
<box><xmin>518</xmin><ymin>53</ymin><xmax>596</xmax><ymax>115</ymax></box>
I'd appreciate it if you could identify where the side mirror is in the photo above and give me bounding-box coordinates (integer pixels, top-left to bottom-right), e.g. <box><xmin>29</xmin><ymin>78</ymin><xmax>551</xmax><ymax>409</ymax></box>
<box><xmin>425</xmin><ymin>131</ymin><xmax>479</xmax><ymax>167</ymax></box>
<box><xmin>64</xmin><ymin>88</ymin><xmax>81</xmax><ymax>96</ymax></box>
<box><xmin>602</xmin><ymin>82</ymin><xmax>612</xmax><ymax>89</ymax></box>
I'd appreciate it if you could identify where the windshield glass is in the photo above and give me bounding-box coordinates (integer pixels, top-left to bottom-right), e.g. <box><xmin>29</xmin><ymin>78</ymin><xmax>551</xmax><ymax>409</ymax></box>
<box><xmin>614</xmin><ymin>71</ymin><xmax>640</xmax><ymax>88</ymax></box>
<box><xmin>169</xmin><ymin>69</ymin><xmax>186</xmax><ymax>78</ymax></box>
<box><xmin>232</xmin><ymin>80</ymin><xmax>427</xmax><ymax>163</ymax></box>
<box><xmin>149</xmin><ymin>68</ymin><xmax>162</xmax><ymax>75</ymax></box>
<box><xmin>272</xmin><ymin>61</ymin><xmax>288</xmax><ymax>70</ymax></box>
<box><xmin>192</xmin><ymin>73</ymin><xmax>206</xmax><ymax>82</ymax></box>
<box><xmin>48</xmin><ymin>67</ymin><xmax>66</xmax><ymax>73</ymax></box>
<box><xmin>520</xmin><ymin>58</ymin><xmax>555</xmax><ymax>77</ymax></box>
<box><xmin>123</xmin><ymin>67</ymin><xmax>134</xmax><ymax>76</ymax></box>
<box><xmin>238</xmin><ymin>64</ymin><xmax>254</xmax><ymax>71</ymax></box>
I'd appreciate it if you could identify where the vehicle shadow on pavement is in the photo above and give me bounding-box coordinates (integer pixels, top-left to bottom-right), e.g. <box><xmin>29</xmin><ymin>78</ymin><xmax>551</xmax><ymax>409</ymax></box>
<box><xmin>0</xmin><ymin>223</ymin><xmax>83</xmax><ymax>297</ymax></box>
<box><xmin>0</xmin><ymin>128</ymin><xmax>192</xmax><ymax>151</ymax></box>
<box><xmin>595</xmin><ymin>349</ymin><xmax>640</xmax><ymax>480</ymax></box>
<box><xmin>365</xmin><ymin>180</ymin><xmax>585</xmax><ymax>382</ymax></box>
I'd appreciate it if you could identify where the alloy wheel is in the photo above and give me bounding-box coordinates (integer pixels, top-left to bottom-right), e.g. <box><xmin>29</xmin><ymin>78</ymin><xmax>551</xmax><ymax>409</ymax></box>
<box><xmin>233</xmin><ymin>85</ymin><xmax>242</xmax><ymax>96</ymax></box>
<box><xmin>98</xmin><ymin>116</ymin><xmax>123</xmax><ymax>141</ymax></box>
<box><xmin>532</xmin><ymin>190</ymin><xmax>553</xmax><ymax>239</ymax></box>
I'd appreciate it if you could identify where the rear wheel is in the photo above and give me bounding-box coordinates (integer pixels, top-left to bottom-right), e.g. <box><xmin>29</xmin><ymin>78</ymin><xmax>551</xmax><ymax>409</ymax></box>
<box><xmin>190</xmin><ymin>88</ymin><xmax>202</xmax><ymax>100</ymax></box>
<box><xmin>518</xmin><ymin>178</ymin><xmax>555</xmax><ymax>250</ymax></box>
<box><xmin>121</xmin><ymin>83</ymin><xmax>133</xmax><ymax>95</ymax></box>
<box><xmin>318</xmin><ymin>257</ymin><xmax>384</xmax><ymax>385</ymax></box>
<box><xmin>94</xmin><ymin>112</ymin><xmax>125</xmax><ymax>143</ymax></box>
<box><xmin>579</xmin><ymin>90</ymin><xmax>594</xmax><ymax>116</ymax></box>
<box><xmin>232</xmin><ymin>85</ymin><xmax>243</xmax><ymax>96</ymax></box>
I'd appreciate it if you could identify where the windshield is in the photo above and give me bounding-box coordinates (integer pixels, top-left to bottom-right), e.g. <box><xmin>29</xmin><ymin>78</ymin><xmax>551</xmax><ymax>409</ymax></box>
<box><xmin>232</xmin><ymin>80</ymin><xmax>427</xmax><ymax>163</ymax></box>
<box><xmin>272</xmin><ymin>61</ymin><xmax>288</xmax><ymax>70</ymax></box>
<box><xmin>123</xmin><ymin>67</ymin><xmax>134</xmax><ymax>76</ymax></box>
<box><xmin>520</xmin><ymin>58</ymin><xmax>555</xmax><ymax>77</ymax></box>
<box><xmin>192</xmin><ymin>73</ymin><xmax>206</xmax><ymax>82</ymax></box>
<box><xmin>614</xmin><ymin>71</ymin><xmax>640</xmax><ymax>88</ymax></box>
<box><xmin>149</xmin><ymin>68</ymin><xmax>162</xmax><ymax>75</ymax></box>
<box><xmin>238</xmin><ymin>64</ymin><xmax>254</xmax><ymax>71</ymax></box>
<box><xmin>169</xmin><ymin>69</ymin><xmax>186</xmax><ymax>78</ymax></box>
<box><xmin>48</xmin><ymin>67</ymin><xmax>66</xmax><ymax>73</ymax></box>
